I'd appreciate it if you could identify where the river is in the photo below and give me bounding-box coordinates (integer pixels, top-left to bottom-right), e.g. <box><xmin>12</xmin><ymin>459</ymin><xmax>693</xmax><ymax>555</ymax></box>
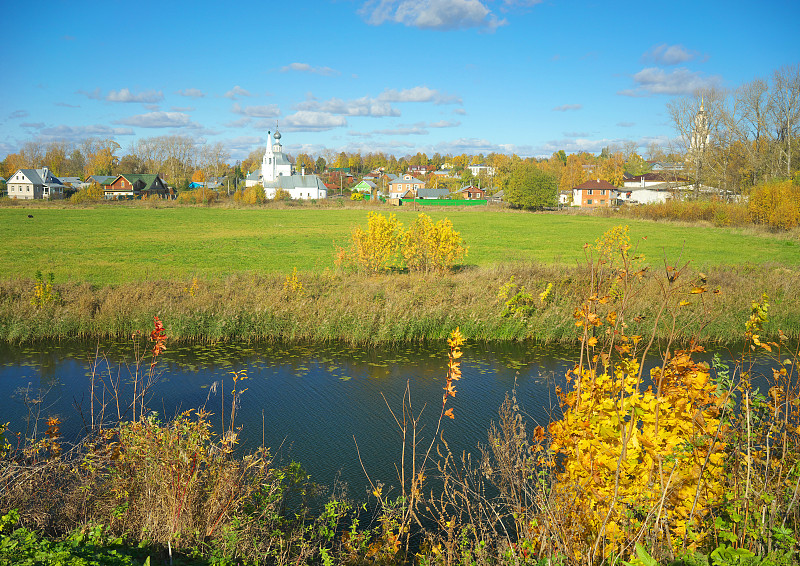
<box><xmin>0</xmin><ymin>338</ymin><xmax>771</xmax><ymax>496</ymax></box>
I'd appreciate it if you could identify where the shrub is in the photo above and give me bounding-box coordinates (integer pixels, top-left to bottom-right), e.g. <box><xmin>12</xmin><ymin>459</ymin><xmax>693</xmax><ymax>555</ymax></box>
<box><xmin>70</xmin><ymin>183</ymin><xmax>105</xmax><ymax>203</ymax></box>
<box><xmin>749</xmin><ymin>179</ymin><xmax>800</xmax><ymax>230</ymax></box>
<box><xmin>402</xmin><ymin>213</ymin><xmax>468</xmax><ymax>274</ymax></box>
<box><xmin>336</xmin><ymin>211</ymin><xmax>404</xmax><ymax>274</ymax></box>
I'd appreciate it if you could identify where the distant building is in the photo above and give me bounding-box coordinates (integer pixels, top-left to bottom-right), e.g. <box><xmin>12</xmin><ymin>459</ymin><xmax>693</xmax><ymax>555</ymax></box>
<box><xmin>460</xmin><ymin>185</ymin><xmax>485</xmax><ymax>199</ymax></box>
<box><xmin>6</xmin><ymin>168</ymin><xmax>66</xmax><ymax>200</ymax></box>
<box><xmin>572</xmin><ymin>179</ymin><xmax>615</xmax><ymax>207</ymax></box>
<box><xmin>104</xmin><ymin>174</ymin><xmax>169</xmax><ymax>199</ymax></box>
<box><xmin>261</xmin><ymin>129</ymin><xmax>327</xmax><ymax>200</ymax></box>
<box><xmin>388</xmin><ymin>174</ymin><xmax>425</xmax><ymax>198</ymax></box>
<box><xmin>467</xmin><ymin>164</ymin><xmax>495</xmax><ymax>177</ymax></box>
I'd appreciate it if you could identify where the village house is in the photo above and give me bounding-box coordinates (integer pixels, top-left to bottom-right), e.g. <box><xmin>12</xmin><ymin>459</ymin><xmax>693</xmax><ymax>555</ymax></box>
<box><xmin>6</xmin><ymin>168</ymin><xmax>66</xmax><ymax>200</ymax></box>
<box><xmin>572</xmin><ymin>179</ymin><xmax>615</xmax><ymax>207</ymax></box>
<box><xmin>614</xmin><ymin>172</ymin><xmax>692</xmax><ymax>205</ymax></box>
<box><xmin>467</xmin><ymin>164</ymin><xmax>495</xmax><ymax>177</ymax></box>
<box><xmin>461</xmin><ymin>185</ymin><xmax>485</xmax><ymax>199</ymax></box>
<box><xmin>352</xmin><ymin>179</ymin><xmax>378</xmax><ymax>194</ymax></box>
<box><xmin>103</xmin><ymin>174</ymin><xmax>170</xmax><ymax>199</ymax></box>
<box><xmin>388</xmin><ymin>173</ymin><xmax>425</xmax><ymax>199</ymax></box>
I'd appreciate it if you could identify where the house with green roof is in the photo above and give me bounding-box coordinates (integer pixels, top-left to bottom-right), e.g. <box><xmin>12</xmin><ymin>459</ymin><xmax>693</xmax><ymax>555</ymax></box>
<box><xmin>103</xmin><ymin>174</ymin><xmax>169</xmax><ymax>199</ymax></box>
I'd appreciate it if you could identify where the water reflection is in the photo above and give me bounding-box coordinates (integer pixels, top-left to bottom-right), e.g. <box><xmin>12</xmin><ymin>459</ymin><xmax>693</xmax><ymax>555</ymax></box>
<box><xmin>0</xmin><ymin>339</ymin><xmax>779</xmax><ymax>495</ymax></box>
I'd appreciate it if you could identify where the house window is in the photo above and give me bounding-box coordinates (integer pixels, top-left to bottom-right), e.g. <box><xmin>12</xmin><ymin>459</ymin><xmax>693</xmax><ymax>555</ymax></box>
<box><xmin>587</xmin><ymin>199</ymin><xmax>593</xmax><ymax>205</ymax></box>
<box><xmin>587</xmin><ymin>189</ymin><xmax>593</xmax><ymax>195</ymax></box>
<box><xmin>601</xmin><ymin>189</ymin><xmax>606</xmax><ymax>195</ymax></box>
<box><xmin>600</xmin><ymin>200</ymin><xmax>606</xmax><ymax>205</ymax></box>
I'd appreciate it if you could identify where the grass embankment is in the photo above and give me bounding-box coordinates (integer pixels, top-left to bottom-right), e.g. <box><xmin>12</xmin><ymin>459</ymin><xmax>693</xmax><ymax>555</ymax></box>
<box><xmin>2</xmin><ymin>263</ymin><xmax>799</xmax><ymax>344</ymax></box>
<box><xmin>1</xmin><ymin>204</ymin><xmax>798</xmax><ymax>343</ymax></box>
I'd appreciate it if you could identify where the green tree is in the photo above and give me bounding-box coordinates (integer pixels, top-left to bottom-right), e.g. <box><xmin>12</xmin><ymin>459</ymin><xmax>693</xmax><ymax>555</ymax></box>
<box><xmin>504</xmin><ymin>160</ymin><xmax>558</xmax><ymax>210</ymax></box>
<box><xmin>315</xmin><ymin>156</ymin><xmax>326</xmax><ymax>173</ymax></box>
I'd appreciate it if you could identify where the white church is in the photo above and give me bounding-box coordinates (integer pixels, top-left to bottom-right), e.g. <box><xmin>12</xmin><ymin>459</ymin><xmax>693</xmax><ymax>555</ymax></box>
<box><xmin>256</xmin><ymin>128</ymin><xmax>327</xmax><ymax>200</ymax></box>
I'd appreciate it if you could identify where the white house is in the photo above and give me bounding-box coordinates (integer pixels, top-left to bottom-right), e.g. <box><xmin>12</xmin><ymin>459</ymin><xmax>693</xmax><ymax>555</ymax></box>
<box><xmin>261</xmin><ymin>129</ymin><xmax>326</xmax><ymax>200</ymax></box>
<box><xmin>6</xmin><ymin>168</ymin><xmax>66</xmax><ymax>200</ymax></box>
<box><xmin>467</xmin><ymin>164</ymin><xmax>495</xmax><ymax>177</ymax></box>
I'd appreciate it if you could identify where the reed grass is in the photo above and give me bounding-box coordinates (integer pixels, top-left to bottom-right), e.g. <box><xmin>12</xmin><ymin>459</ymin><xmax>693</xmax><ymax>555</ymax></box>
<box><xmin>2</xmin><ymin>262</ymin><xmax>798</xmax><ymax>344</ymax></box>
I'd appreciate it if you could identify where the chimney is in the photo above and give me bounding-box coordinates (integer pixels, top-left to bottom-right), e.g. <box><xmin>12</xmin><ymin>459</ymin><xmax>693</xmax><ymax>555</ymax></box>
<box><xmin>301</xmin><ymin>167</ymin><xmax>305</xmax><ymax>175</ymax></box>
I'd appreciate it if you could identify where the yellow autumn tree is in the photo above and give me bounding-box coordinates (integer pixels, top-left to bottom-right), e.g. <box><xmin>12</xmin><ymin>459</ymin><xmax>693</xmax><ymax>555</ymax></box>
<box><xmin>402</xmin><ymin>213</ymin><xmax>468</xmax><ymax>274</ymax></box>
<box><xmin>337</xmin><ymin>212</ymin><xmax>405</xmax><ymax>274</ymax></box>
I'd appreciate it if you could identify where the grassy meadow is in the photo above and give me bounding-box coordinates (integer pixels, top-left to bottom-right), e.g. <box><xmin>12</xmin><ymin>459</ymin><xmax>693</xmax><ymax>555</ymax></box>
<box><xmin>2</xmin><ymin>205</ymin><xmax>800</xmax><ymax>284</ymax></box>
<box><xmin>1</xmin><ymin>202</ymin><xmax>798</xmax><ymax>343</ymax></box>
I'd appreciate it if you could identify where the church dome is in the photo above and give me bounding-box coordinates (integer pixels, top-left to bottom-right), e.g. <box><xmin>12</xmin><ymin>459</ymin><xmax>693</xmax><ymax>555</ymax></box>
<box><xmin>274</xmin><ymin>130</ymin><xmax>281</xmax><ymax>141</ymax></box>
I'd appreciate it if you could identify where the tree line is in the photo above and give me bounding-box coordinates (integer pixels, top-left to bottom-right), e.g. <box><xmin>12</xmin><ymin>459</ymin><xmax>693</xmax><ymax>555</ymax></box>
<box><xmin>2</xmin><ymin>64</ymin><xmax>797</xmax><ymax>200</ymax></box>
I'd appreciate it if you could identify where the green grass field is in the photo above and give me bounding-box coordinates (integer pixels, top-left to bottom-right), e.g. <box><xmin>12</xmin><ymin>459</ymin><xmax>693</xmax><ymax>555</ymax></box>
<box><xmin>1</xmin><ymin>205</ymin><xmax>798</xmax><ymax>284</ymax></box>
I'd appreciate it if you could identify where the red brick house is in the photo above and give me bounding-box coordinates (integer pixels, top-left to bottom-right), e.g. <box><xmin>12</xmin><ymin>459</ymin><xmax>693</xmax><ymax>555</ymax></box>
<box><xmin>572</xmin><ymin>179</ymin><xmax>616</xmax><ymax>208</ymax></box>
<box><xmin>461</xmin><ymin>185</ymin><xmax>485</xmax><ymax>199</ymax></box>
<box><xmin>103</xmin><ymin>174</ymin><xmax>169</xmax><ymax>199</ymax></box>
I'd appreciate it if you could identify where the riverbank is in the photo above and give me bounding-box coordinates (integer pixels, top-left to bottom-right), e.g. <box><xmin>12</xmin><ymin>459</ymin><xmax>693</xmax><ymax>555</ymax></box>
<box><xmin>2</xmin><ymin>262</ymin><xmax>798</xmax><ymax>344</ymax></box>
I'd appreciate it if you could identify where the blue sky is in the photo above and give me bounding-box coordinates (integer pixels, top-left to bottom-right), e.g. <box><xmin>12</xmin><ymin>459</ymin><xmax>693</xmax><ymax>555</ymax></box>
<box><xmin>2</xmin><ymin>0</ymin><xmax>798</xmax><ymax>162</ymax></box>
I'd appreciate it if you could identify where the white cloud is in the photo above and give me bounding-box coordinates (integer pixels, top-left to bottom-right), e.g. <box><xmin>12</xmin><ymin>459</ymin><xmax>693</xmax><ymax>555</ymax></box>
<box><xmin>425</xmin><ymin>120</ymin><xmax>461</xmax><ymax>128</ymax></box>
<box><xmin>115</xmin><ymin>111</ymin><xmax>200</xmax><ymax>128</ymax></box>
<box><xmin>281</xmin><ymin>63</ymin><xmax>340</xmax><ymax>76</ymax></box>
<box><xmin>552</xmin><ymin>104</ymin><xmax>582</xmax><ymax>111</ymax></box>
<box><xmin>536</xmin><ymin>137</ymin><xmax>623</xmax><ymax>155</ymax></box>
<box><xmin>563</xmin><ymin>131</ymin><xmax>591</xmax><ymax>138</ymax></box>
<box><xmin>281</xmin><ymin>111</ymin><xmax>348</xmax><ymax>132</ymax></box>
<box><xmin>224</xmin><ymin>86</ymin><xmax>253</xmax><ymax>99</ymax></box>
<box><xmin>177</xmin><ymin>88</ymin><xmax>205</xmax><ymax>98</ymax></box>
<box><xmin>20</xmin><ymin>122</ymin><xmax>45</xmax><ymax>129</ymax></box>
<box><xmin>353</xmin><ymin>127</ymin><xmax>429</xmax><ymax>136</ymax></box>
<box><xmin>360</xmin><ymin>0</ymin><xmax>506</xmax><ymax>31</ymax></box>
<box><xmin>171</xmin><ymin>106</ymin><xmax>195</xmax><ymax>112</ymax></box>
<box><xmin>106</xmin><ymin>88</ymin><xmax>164</xmax><ymax>103</ymax></box>
<box><xmin>296</xmin><ymin>95</ymin><xmax>400</xmax><ymax>117</ymax></box>
<box><xmin>54</xmin><ymin>102</ymin><xmax>80</xmax><ymax>108</ymax></box>
<box><xmin>8</xmin><ymin>110</ymin><xmax>29</xmax><ymax>120</ymax></box>
<box><xmin>453</xmin><ymin>108</ymin><xmax>467</xmax><ymax>115</ymax></box>
<box><xmin>35</xmin><ymin>124</ymin><xmax>135</xmax><ymax>141</ymax></box>
<box><xmin>642</xmin><ymin>44</ymin><xmax>697</xmax><ymax>66</ymax></box>
<box><xmin>231</xmin><ymin>103</ymin><xmax>281</xmax><ymax>118</ymax></box>
<box><xmin>617</xmin><ymin>121</ymin><xmax>635</xmax><ymax>127</ymax></box>
<box><xmin>378</xmin><ymin>86</ymin><xmax>461</xmax><ymax>104</ymax></box>
<box><xmin>620</xmin><ymin>67</ymin><xmax>721</xmax><ymax>96</ymax></box>
<box><xmin>224</xmin><ymin>117</ymin><xmax>254</xmax><ymax>128</ymax></box>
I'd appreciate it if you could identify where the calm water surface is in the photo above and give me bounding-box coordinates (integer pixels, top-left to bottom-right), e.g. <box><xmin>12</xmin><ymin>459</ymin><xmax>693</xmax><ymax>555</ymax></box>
<box><xmin>0</xmin><ymin>339</ymin><xmax>765</xmax><ymax>496</ymax></box>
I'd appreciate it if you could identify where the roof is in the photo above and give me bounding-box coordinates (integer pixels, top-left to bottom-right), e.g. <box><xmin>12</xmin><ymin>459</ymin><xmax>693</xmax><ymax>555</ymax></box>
<box><xmin>86</xmin><ymin>175</ymin><xmax>116</xmax><ymax>185</ymax></box>
<box><xmin>18</xmin><ymin>168</ymin><xmax>65</xmax><ymax>186</ymax></box>
<box><xmin>265</xmin><ymin>174</ymin><xmax>327</xmax><ymax>191</ymax></box>
<box><xmin>104</xmin><ymin>174</ymin><xmax>165</xmax><ymax>192</ymax></box>
<box><xmin>574</xmin><ymin>179</ymin><xmax>617</xmax><ymax>190</ymax></box>
<box><xmin>627</xmin><ymin>172</ymin><xmax>689</xmax><ymax>183</ymax></box>
<box><xmin>417</xmin><ymin>188</ymin><xmax>451</xmax><ymax>198</ymax></box>
<box><xmin>354</xmin><ymin>180</ymin><xmax>377</xmax><ymax>189</ymax></box>
<box><xmin>246</xmin><ymin>170</ymin><xmax>261</xmax><ymax>181</ymax></box>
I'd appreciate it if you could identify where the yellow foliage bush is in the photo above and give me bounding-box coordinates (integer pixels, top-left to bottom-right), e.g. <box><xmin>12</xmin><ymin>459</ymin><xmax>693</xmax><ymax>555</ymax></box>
<box><xmin>402</xmin><ymin>213</ymin><xmax>468</xmax><ymax>274</ymax></box>
<box><xmin>176</xmin><ymin>189</ymin><xmax>218</xmax><ymax>205</ymax></box>
<box><xmin>336</xmin><ymin>212</ymin><xmax>467</xmax><ymax>275</ymax></box>
<box><xmin>748</xmin><ymin>179</ymin><xmax>800</xmax><ymax>230</ymax></box>
<box><xmin>547</xmin><ymin>346</ymin><xmax>727</xmax><ymax>559</ymax></box>
<box><xmin>70</xmin><ymin>182</ymin><xmax>105</xmax><ymax>203</ymax></box>
<box><xmin>234</xmin><ymin>186</ymin><xmax>265</xmax><ymax>205</ymax></box>
<box><xmin>337</xmin><ymin>212</ymin><xmax>404</xmax><ymax>274</ymax></box>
